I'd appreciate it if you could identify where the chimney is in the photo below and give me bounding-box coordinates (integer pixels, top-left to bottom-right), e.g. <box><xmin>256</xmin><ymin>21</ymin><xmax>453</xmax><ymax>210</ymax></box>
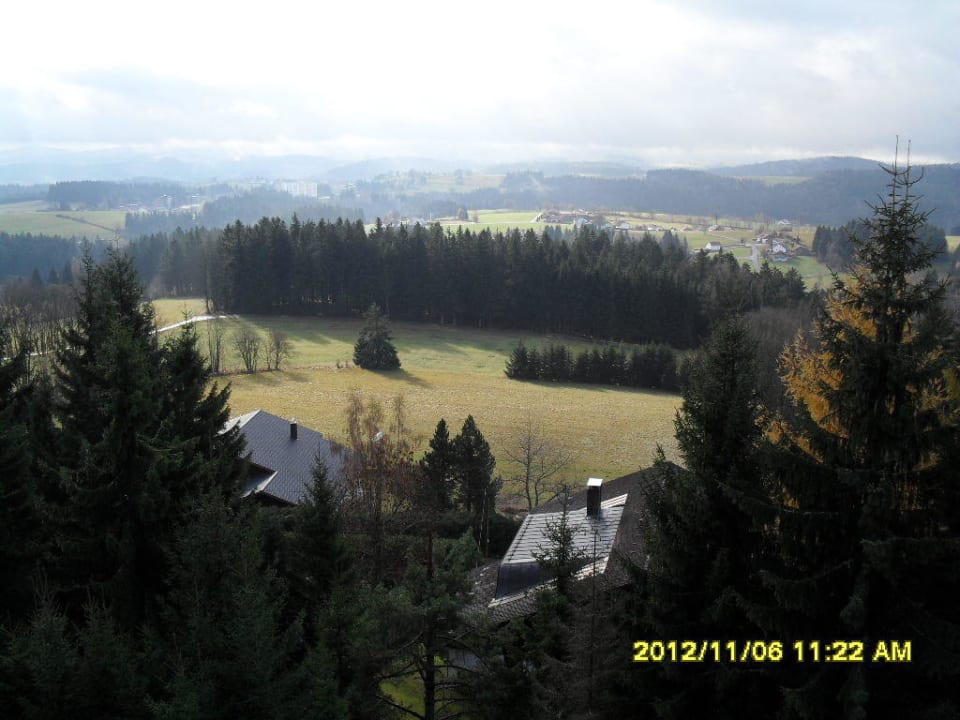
<box><xmin>587</xmin><ymin>477</ymin><xmax>603</xmax><ymax>517</ymax></box>
<box><xmin>290</xmin><ymin>418</ymin><xmax>298</xmax><ymax>440</ymax></box>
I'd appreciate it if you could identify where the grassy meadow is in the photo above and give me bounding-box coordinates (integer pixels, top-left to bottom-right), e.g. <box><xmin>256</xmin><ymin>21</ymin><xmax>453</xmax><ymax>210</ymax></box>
<box><xmin>0</xmin><ymin>200</ymin><xmax>125</xmax><ymax>237</ymax></box>
<box><xmin>152</xmin><ymin>299</ymin><xmax>681</xmax><ymax>489</ymax></box>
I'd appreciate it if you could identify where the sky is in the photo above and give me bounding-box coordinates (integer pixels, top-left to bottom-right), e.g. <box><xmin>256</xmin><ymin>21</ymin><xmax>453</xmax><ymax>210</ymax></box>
<box><xmin>1</xmin><ymin>0</ymin><xmax>958</xmax><ymax>169</ymax></box>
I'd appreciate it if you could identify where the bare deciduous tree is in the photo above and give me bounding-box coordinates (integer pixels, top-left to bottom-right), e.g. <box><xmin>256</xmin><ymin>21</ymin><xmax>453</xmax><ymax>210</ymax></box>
<box><xmin>342</xmin><ymin>392</ymin><xmax>420</xmax><ymax>583</ymax></box>
<box><xmin>265</xmin><ymin>329</ymin><xmax>292</xmax><ymax>371</ymax></box>
<box><xmin>206</xmin><ymin>318</ymin><xmax>226</xmax><ymax>375</ymax></box>
<box><xmin>504</xmin><ymin>415</ymin><xmax>571</xmax><ymax>511</ymax></box>
<box><xmin>232</xmin><ymin>326</ymin><xmax>261</xmax><ymax>373</ymax></box>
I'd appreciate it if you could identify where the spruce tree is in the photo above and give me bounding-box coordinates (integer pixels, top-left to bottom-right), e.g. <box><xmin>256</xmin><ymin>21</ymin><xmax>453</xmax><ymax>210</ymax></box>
<box><xmin>419</xmin><ymin>419</ymin><xmax>456</xmax><ymax>511</ymax></box>
<box><xmin>0</xmin><ymin>326</ymin><xmax>44</xmax><ymax>624</ymax></box>
<box><xmin>51</xmin><ymin>251</ymin><xmax>243</xmax><ymax>628</ymax></box>
<box><xmin>636</xmin><ymin>318</ymin><xmax>774</xmax><ymax>719</ymax></box>
<box><xmin>353</xmin><ymin>303</ymin><xmax>400</xmax><ymax>370</ymax></box>
<box><xmin>763</xmin><ymin>157</ymin><xmax>960</xmax><ymax>717</ymax></box>
<box><xmin>452</xmin><ymin>416</ymin><xmax>499</xmax><ymax>548</ymax></box>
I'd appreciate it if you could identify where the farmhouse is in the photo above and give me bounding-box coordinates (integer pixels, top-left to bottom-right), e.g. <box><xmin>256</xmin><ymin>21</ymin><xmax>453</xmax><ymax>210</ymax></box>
<box><xmin>467</xmin><ymin>467</ymin><xmax>666</xmax><ymax>622</ymax></box>
<box><xmin>703</xmin><ymin>241</ymin><xmax>723</xmax><ymax>253</ymax></box>
<box><xmin>224</xmin><ymin>409</ymin><xmax>350</xmax><ymax>505</ymax></box>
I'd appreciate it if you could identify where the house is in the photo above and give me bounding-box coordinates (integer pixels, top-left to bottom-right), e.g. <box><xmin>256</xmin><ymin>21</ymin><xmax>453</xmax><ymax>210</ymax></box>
<box><xmin>467</xmin><ymin>467</ymin><xmax>665</xmax><ymax>622</ymax></box>
<box><xmin>224</xmin><ymin>409</ymin><xmax>351</xmax><ymax>505</ymax></box>
<box><xmin>770</xmin><ymin>242</ymin><xmax>789</xmax><ymax>262</ymax></box>
<box><xmin>703</xmin><ymin>241</ymin><xmax>723</xmax><ymax>253</ymax></box>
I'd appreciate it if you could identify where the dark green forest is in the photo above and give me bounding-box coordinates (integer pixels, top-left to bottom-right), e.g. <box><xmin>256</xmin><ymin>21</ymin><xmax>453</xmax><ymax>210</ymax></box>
<box><xmin>147</xmin><ymin>219</ymin><xmax>803</xmax><ymax>350</ymax></box>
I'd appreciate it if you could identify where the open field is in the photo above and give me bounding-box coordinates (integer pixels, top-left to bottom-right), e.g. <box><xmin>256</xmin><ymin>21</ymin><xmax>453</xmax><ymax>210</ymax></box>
<box><xmin>947</xmin><ymin>235</ymin><xmax>960</xmax><ymax>253</ymax></box>
<box><xmin>0</xmin><ymin>201</ymin><xmax>125</xmax><ymax>237</ymax></box>
<box><xmin>438</xmin><ymin>220</ymin><xmax>550</xmax><ymax>236</ymax></box>
<box><xmin>152</xmin><ymin>300</ymin><xmax>681</xmax><ymax>484</ymax></box>
<box><xmin>433</xmin><ymin>209</ymin><xmax>547</xmax><ymax>235</ymax></box>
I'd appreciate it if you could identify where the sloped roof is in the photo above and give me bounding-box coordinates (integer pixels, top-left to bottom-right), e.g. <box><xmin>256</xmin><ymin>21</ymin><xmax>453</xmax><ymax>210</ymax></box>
<box><xmin>224</xmin><ymin>409</ymin><xmax>350</xmax><ymax>505</ymax></box>
<box><xmin>466</xmin><ymin>465</ymin><xmax>669</xmax><ymax>622</ymax></box>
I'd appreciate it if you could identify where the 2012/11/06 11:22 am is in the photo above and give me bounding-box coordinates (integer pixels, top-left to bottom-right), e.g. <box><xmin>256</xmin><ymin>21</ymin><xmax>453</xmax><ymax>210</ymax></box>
<box><xmin>632</xmin><ymin>639</ymin><xmax>912</xmax><ymax>663</ymax></box>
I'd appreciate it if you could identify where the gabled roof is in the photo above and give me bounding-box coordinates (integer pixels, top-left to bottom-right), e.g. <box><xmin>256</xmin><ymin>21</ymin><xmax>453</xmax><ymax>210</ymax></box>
<box><xmin>467</xmin><ymin>465</ymin><xmax>669</xmax><ymax>622</ymax></box>
<box><xmin>224</xmin><ymin>409</ymin><xmax>350</xmax><ymax>505</ymax></box>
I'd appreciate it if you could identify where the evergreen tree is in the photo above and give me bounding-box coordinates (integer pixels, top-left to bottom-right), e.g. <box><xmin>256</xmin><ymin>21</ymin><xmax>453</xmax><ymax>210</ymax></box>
<box><xmin>0</xmin><ymin>326</ymin><xmax>44</xmax><ymax>625</ymax></box>
<box><xmin>504</xmin><ymin>343</ymin><xmax>531</xmax><ymax>379</ymax></box>
<box><xmin>764</xmin><ymin>158</ymin><xmax>960</xmax><ymax>717</ymax></box>
<box><xmin>284</xmin><ymin>459</ymin><xmax>351</xmax><ymax>613</ymax></box>
<box><xmin>452</xmin><ymin>416</ymin><xmax>499</xmax><ymax>551</ymax></box>
<box><xmin>51</xmin><ymin>251</ymin><xmax>242</xmax><ymax>629</ymax></box>
<box><xmin>419</xmin><ymin>419</ymin><xmax>457</xmax><ymax>511</ymax></box>
<box><xmin>151</xmin><ymin>494</ymin><xmax>327</xmax><ymax>720</ymax></box>
<box><xmin>353</xmin><ymin>303</ymin><xmax>401</xmax><ymax>370</ymax></box>
<box><xmin>635</xmin><ymin>319</ymin><xmax>775</xmax><ymax>719</ymax></box>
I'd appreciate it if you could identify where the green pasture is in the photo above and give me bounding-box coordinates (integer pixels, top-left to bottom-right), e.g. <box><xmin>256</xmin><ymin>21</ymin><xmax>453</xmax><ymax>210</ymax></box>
<box><xmin>152</xmin><ymin>301</ymin><xmax>681</xmax><ymax>485</ymax></box>
<box><xmin>787</xmin><ymin>255</ymin><xmax>836</xmax><ymax>288</ymax></box>
<box><xmin>439</xmin><ymin>221</ymin><xmax>549</xmax><ymax>236</ymax></box>
<box><xmin>0</xmin><ymin>201</ymin><xmax>125</xmax><ymax>237</ymax></box>
<box><xmin>473</xmin><ymin>210</ymin><xmax>541</xmax><ymax>225</ymax></box>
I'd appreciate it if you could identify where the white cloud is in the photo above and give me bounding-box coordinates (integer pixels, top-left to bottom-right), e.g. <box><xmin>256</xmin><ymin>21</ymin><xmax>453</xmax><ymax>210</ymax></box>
<box><xmin>2</xmin><ymin>0</ymin><xmax>958</xmax><ymax>166</ymax></box>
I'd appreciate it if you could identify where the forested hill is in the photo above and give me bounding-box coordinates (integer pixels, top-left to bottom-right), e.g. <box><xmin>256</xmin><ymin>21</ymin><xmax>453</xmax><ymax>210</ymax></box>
<box><xmin>377</xmin><ymin>164</ymin><xmax>960</xmax><ymax>231</ymax></box>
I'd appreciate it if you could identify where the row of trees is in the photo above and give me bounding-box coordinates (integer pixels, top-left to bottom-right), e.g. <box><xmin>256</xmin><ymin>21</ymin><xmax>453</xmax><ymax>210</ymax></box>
<box><xmin>138</xmin><ymin>217</ymin><xmax>807</xmax><ymax>349</ymax></box>
<box><xmin>504</xmin><ymin>341</ymin><xmax>682</xmax><ymax>390</ymax></box>
<box><xmin>0</xmin><ymin>232</ymin><xmax>106</xmax><ymax>283</ymax></box>
<box><xmin>812</xmin><ymin>218</ymin><xmax>947</xmax><ymax>269</ymax></box>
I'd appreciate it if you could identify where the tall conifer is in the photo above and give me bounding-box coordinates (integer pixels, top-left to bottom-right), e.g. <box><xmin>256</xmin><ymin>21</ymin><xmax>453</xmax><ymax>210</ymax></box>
<box><xmin>763</xmin><ymin>156</ymin><xmax>960</xmax><ymax>717</ymax></box>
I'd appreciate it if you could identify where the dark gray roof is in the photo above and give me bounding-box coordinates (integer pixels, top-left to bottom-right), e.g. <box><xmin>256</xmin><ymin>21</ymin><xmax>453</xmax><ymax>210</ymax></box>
<box><xmin>467</xmin><ymin>465</ymin><xmax>671</xmax><ymax>622</ymax></box>
<box><xmin>224</xmin><ymin>410</ymin><xmax>351</xmax><ymax>505</ymax></box>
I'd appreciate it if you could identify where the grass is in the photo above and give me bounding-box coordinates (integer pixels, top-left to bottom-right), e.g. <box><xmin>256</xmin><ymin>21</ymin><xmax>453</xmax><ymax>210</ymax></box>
<box><xmin>473</xmin><ymin>210</ymin><xmax>541</xmax><ymax>225</ymax></box>
<box><xmin>0</xmin><ymin>201</ymin><xmax>125</xmax><ymax>237</ymax></box>
<box><xmin>433</xmin><ymin>209</ymin><xmax>546</xmax><ymax>235</ymax></box>
<box><xmin>152</xmin><ymin>301</ymin><xmax>681</xmax><ymax>484</ymax></box>
<box><xmin>152</xmin><ymin>298</ymin><xmax>211</xmax><ymax>328</ymax></box>
<box><xmin>947</xmin><ymin>235</ymin><xmax>960</xmax><ymax>253</ymax></box>
<box><xmin>787</xmin><ymin>255</ymin><xmax>838</xmax><ymax>288</ymax></box>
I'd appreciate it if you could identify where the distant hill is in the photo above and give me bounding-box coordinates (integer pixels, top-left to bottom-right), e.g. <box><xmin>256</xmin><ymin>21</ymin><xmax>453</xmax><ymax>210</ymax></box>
<box><xmin>711</xmin><ymin>156</ymin><xmax>880</xmax><ymax>177</ymax></box>
<box><xmin>321</xmin><ymin>157</ymin><xmax>466</xmax><ymax>183</ymax></box>
<box><xmin>485</xmin><ymin>160</ymin><xmax>645</xmax><ymax>178</ymax></box>
<box><xmin>0</xmin><ymin>149</ymin><xmax>340</xmax><ymax>184</ymax></box>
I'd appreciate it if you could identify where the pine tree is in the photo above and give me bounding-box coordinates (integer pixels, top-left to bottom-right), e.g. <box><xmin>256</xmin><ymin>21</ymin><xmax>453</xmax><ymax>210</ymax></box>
<box><xmin>152</xmin><ymin>495</ymin><xmax>322</xmax><ymax>720</ymax></box>
<box><xmin>285</xmin><ymin>459</ymin><xmax>351</xmax><ymax>610</ymax></box>
<box><xmin>51</xmin><ymin>251</ymin><xmax>243</xmax><ymax>628</ymax></box>
<box><xmin>764</xmin><ymin>156</ymin><xmax>960</xmax><ymax>717</ymax></box>
<box><xmin>636</xmin><ymin>318</ymin><xmax>774</xmax><ymax>719</ymax></box>
<box><xmin>419</xmin><ymin>419</ymin><xmax>456</xmax><ymax>511</ymax></box>
<box><xmin>353</xmin><ymin>303</ymin><xmax>400</xmax><ymax>370</ymax></box>
<box><xmin>0</xmin><ymin>326</ymin><xmax>44</xmax><ymax>624</ymax></box>
<box><xmin>452</xmin><ymin>415</ymin><xmax>499</xmax><ymax>550</ymax></box>
<box><xmin>504</xmin><ymin>343</ymin><xmax>531</xmax><ymax>379</ymax></box>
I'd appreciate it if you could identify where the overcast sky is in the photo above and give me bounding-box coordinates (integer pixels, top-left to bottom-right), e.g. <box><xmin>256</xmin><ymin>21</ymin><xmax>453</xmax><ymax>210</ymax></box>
<box><xmin>2</xmin><ymin>0</ymin><xmax>958</xmax><ymax>168</ymax></box>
